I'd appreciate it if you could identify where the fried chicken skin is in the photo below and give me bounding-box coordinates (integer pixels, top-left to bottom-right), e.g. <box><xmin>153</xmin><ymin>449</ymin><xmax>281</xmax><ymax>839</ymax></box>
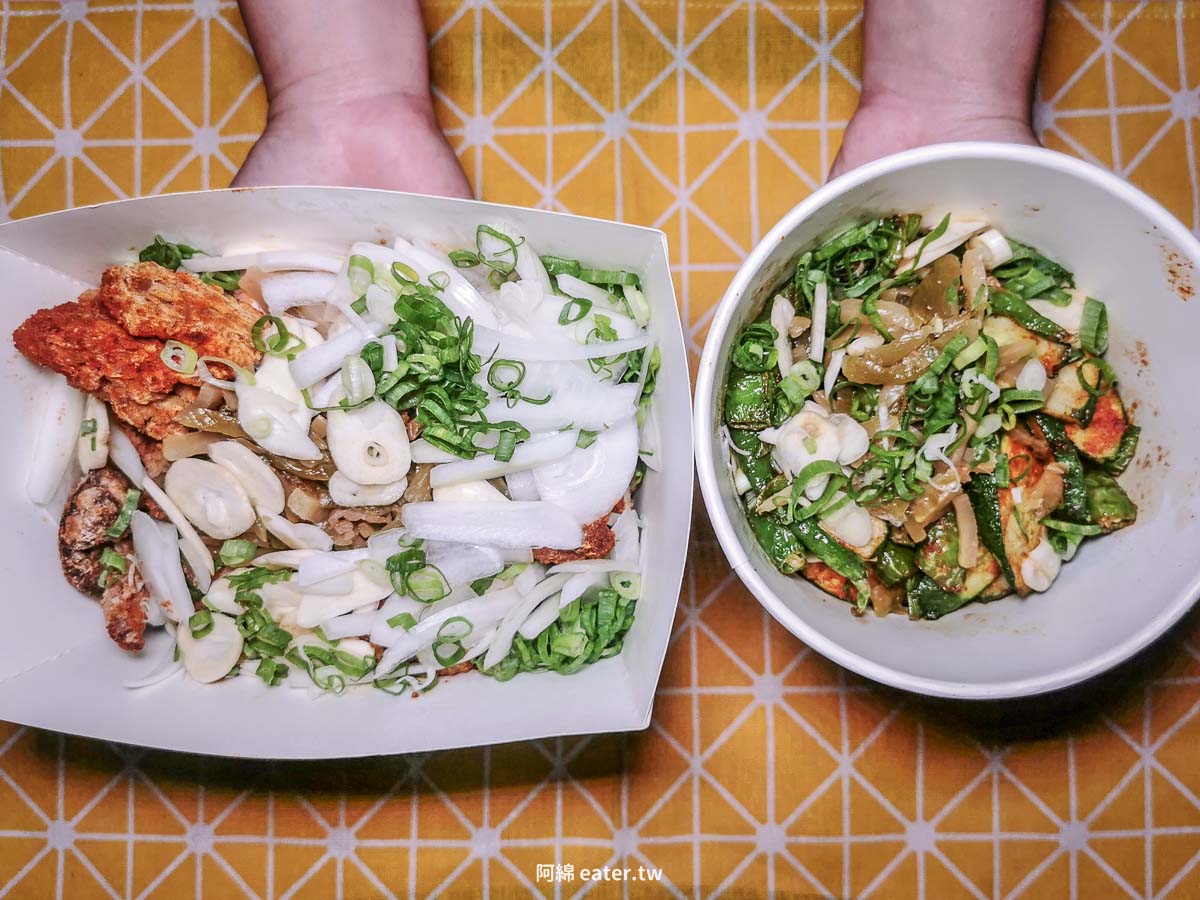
<box><xmin>100</xmin><ymin>552</ymin><xmax>149</xmax><ymax>652</ymax></box>
<box><xmin>12</xmin><ymin>263</ymin><xmax>259</xmax><ymax>439</ymax></box>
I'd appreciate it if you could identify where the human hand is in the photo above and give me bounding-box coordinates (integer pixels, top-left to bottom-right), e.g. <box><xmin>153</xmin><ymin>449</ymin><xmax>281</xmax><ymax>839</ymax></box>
<box><xmin>234</xmin><ymin>89</ymin><xmax>471</xmax><ymax>198</ymax></box>
<box><xmin>830</xmin><ymin>93</ymin><xmax>1038</xmax><ymax>180</ymax></box>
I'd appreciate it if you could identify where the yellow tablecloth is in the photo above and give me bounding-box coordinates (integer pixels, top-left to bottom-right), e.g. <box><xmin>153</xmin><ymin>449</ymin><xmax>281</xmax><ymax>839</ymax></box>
<box><xmin>2</xmin><ymin>1</ymin><xmax>1199</xmax><ymax>897</ymax></box>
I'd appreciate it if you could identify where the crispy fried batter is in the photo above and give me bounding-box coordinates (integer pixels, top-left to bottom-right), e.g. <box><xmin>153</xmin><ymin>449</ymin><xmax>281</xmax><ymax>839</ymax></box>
<box><xmin>326</xmin><ymin>504</ymin><xmax>403</xmax><ymax>548</ymax></box>
<box><xmin>532</xmin><ymin>516</ymin><xmax>617</xmax><ymax>565</ymax></box>
<box><xmin>100</xmin><ymin>546</ymin><xmax>148</xmax><ymax>652</ymax></box>
<box><xmin>116</xmin><ymin>424</ymin><xmax>170</xmax><ymax>481</ymax></box>
<box><xmin>61</xmin><ymin>548</ymin><xmax>105</xmax><ymax>597</ymax></box>
<box><xmin>12</xmin><ymin>263</ymin><xmax>259</xmax><ymax>439</ymax></box>
<box><xmin>15</xmin><ymin>291</ymin><xmax>183</xmax><ymax>401</ymax></box>
<box><xmin>98</xmin><ymin>262</ymin><xmax>260</xmax><ymax>366</ymax></box>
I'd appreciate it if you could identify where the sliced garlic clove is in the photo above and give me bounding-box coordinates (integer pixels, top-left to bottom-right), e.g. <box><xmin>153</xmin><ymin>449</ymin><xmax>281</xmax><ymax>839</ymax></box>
<box><xmin>164</xmin><ymin>458</ymin><xmax>257</xmax><ymax>540</ymax></box>
<box><xmin>263</xmin><ymin>513</ymin><xmax>333</xmax><ymax>551</ymax></box>
<box><xmin>208</xmin><ymin>440</ymin><xmax>285</xmax><ymax>515</ymax></box>
<box><xmin>326</xmin><ymin>400</ymin><xmax>411</xmax><ymax>484</ymax></box>
<box><xmin>177</xmin><ymin>612</ymin><xmax>244</xmax><ymax>684</ymax></box>
<box><xmin>327</xmin><ymin>470</ymin><xmax>408</xmax><ymax>507</ymax></box>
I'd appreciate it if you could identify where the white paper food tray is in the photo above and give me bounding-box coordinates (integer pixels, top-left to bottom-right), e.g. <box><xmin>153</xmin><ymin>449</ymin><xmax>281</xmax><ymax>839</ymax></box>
<box><xmin>0</xmin><ymin>187</ymin><xmax>693</xmax><ymax>759</ymax></box>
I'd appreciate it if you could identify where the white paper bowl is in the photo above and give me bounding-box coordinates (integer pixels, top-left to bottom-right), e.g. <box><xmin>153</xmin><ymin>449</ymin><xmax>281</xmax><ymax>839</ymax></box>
<box><xmin>0</xmin><ymin>187</ymin><xmax>693</xmax><ymax>758</ymax></box>
<box><xmin>695</xmin><ymin>142</ymin><xmax>1200</xmax><ymax>700</ymax></box>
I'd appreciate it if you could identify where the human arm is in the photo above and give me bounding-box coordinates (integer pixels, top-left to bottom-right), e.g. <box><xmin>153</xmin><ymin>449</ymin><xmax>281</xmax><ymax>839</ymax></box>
<box><xmin>830</xmin><ymin>0</ymin><xmax>1045</xmax><ymax>179</ymax></box>
<box><xmin>233</xmin><ymin>0</ymin><xmax>471</xmax><ymax>198</ymax></box>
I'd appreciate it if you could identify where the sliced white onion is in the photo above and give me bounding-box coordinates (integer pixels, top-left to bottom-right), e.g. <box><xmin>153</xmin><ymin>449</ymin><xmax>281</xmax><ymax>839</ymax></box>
<box><xmin>809</xmin><ymin>281</ymin><xmax>828</xmax><ymax>367</ymax></box>
<box><xmin>491</xmin><ymin>222</ymin><xmax>553</xmax><ymax>295</ymax></box>
<box><xmin>182</xmin><ymin>252</ymin><xmax>259</xmax><ymax>273</ymax></box>
<box><xmin>260</xmin><ymin>271</ymin><xmax>336</xmax><ymax>316</ymax></box>
<box><xmin>430</xmin><ymin>430</ymin><xmax>577</xmax><ymax>489</ymax></box>
<box><xmin>289</xmin><ymin>322</ymin><xmax>384</xmax><ymax>389</ymax></box>
<box><xmin>369</xmin><ymin>594</ymin><xmax>426</xmax><ymax>648</ymax></box>
<box><xmin>130</xmin><ymin>511</ymin><xmax>191</xmax><ymax>623</ymax></box>
<box><xmin>518</xmin><ymin>596</ymin><xmax>560</xmax><ymax>640</ymax></box>
<box><xmin>823</xmin><ymin>347</ymin><xmax>846</xmax><ymax>396</ymax></box>
<box><xmin>403</xmin><ymin>500</ymin><xmax>582</xmax><ymax>549</ymax></box>
<box><xmin>481</xmin><ymin>380</ymin><xmax>639</xmax><ymax>433</ymax></box>
<box><xmin>77</xmin><ymin>394</ymin><xmax>110</xmax><ymax>473</ymax></box>
<box><xmin>27</xmin><ymin>374</ymin><xmax>84</xmax><ymax>505</ymax></box>
<box><xmin>326</xmin><ymin>400</ymin><xmax>411</xmax><ymax>484</ymax></box>
<box><xmin>431</xmin><ymin>479</ymin><xmax>509</xmax><ymax>503</ymax></box>
<box><xmin>365</xmin><ymin>283</ymin><xmax>399</xmax><ymax>327</ymax></box>
<box><xmin>483</xmin><ymin>573</ymin><xmax>571</xmax><ymax>669</ymax></box>
<box><xmin>472</xmin><ymin>324</ymin><xmax>649</xmax><ymax>362</ymax></box>
<box><xmin>377</xmin><ymin>586</ymin><xmax>522</xmax><ymax>675</ymax></box>
<box><xmin>977</xmin><ymin>413</ymin><xmax>1003</xmax><ymax>438</ymax></box>
<box><xmin>513</xmin><ymin>563</ymin><xmax>546</xmax><ymax>595</ymax></box>
<box><xmin>967</xmin><ymin>229</ymin><xmax>1014</xmax><ymax>269</ymax></box>
<box><xmin>531</xmin><ymin>417</ymin><xmax>639</xmax><ymax>524</ymax></box>
<box><xmin>295</xmin><ymin>568</ymin><xmax>392</xmax><ymax>627</ymax></box>
<box><xmin>899</xmin><ymin>219</ymin><xmax>988</xmax><ymax>271</ymax></box>
<box><xmin>821</xmin><ymin>501</ymin><xmax>874</xmax><ymax>549</ymax></box>
<box><xmin>207</xmin><ymin>440</ymin><xmax>285</xmax><ymax>516</ymax></box>
<box><xmin>423</xmin><ymin>541</ymin><xmax>505</xmax><ymax>588</ymax></box>
<box><xmin>320</xmin><ymin>610</ymin><xmax>377</xmax><ymax>641</ymax></box>
<box><xmin>122</xmin><ymin>627</ymin><xmax>184</xmax><ymax>689</ymax></box>
<box><xmin>770</xmin><ymin>294</ymin><xmax>796</xmax><ymax>379</ymax></box>
<box><xmin>109</xmin><ymin>426</ymin><xmax>148</xmax><ymax>485</ymax></box>
<box><xmin>296</xmin><ymin>551</ymin><xmax>360</xmax><ymax>590</ymax></box>
<box><xmin>202</xmin><ymin>569</ymin><xmax>247</xmax><ymax>615</ymax></box>
<box><xmin>263</xmin><ymin>514</ymin><xmax>333</xmax><ymax>551</ymax></box>
<box><xmin>505</xmin><ymin>469</ymin><xmax>540</xmax><ymax>501</ymax></box>
<box><xmin>557</xmin><ymin>273</ymin><xmax>611</xmax><ymax>306</ymax></box>
<box><xmin>177</xmin><ymin>612</ymin><xmax>243</xmax><ymax>683</ymax></box>
<box><xmin>410</xmin><ymin>439</ymin><xmax>460</xmax><ymax>464</ymax></box>
<box><xmin>235</xmin><ymin>382</ymin><xmax>322</xmax><ymax>461</ymax></box>
<box><xmin>138</xmin><ymin>477</ymin><xmax>215</xmax><ymax>586</ymax></box>
<box><xmin>391</xmin><ymin>236</ymin><xmax>499</xmax><ymax>329</ymax></box>
<box><xmin>381</xmin><ymin>334</ymin><xmax>398</xmax><ymax>371</ymax></box>
<box><xmin>257</xmin><ymin>250</ymin><xmax>344</xmax><ymax>273</ymax></box>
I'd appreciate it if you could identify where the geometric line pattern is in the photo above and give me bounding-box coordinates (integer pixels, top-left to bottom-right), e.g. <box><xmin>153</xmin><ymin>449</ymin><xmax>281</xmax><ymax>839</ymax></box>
<box><xmin>1</xmin><ymin>2</ymin><xmax>1199</xmax><ymax>897</ymax></box>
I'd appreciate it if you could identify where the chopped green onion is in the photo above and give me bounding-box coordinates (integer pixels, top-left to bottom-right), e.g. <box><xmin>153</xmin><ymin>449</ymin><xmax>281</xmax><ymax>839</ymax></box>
<box><xmin>219</xmin><ymin>539</ymin><xmax>258</xmax><ymax>567</ymax></box>
<box><xmin>429</xmin><ymin>271</ymin><xmax>450</xmax><ymax>291</ymax></box>
<box><xmin>139</xmin><ymin>235</ymin><xmax>202</xmax><ymax>270</ymax></box>
<box><xmin>251</xmin><ymin>315</ymin><xmax>306</xmax><ymax>358</ymax></box>
<box><xmin>731</xmin><ymin>322</ymin><xmax>778</xmax><ymax>373</ymax></box>
<box><xmin>448</xmin><ymin>249</ymin><xmax>481</xmax><ymax>268</ymax></box>
<box><xmin>953</xmin><ymin>337</ymin><xmax>988</xmax><ymax>370</ymax></box>
<box><xmin>391</xmin><ymin>261</ymin><xmax>420</xmax><ymax>284</ymax></box>
<box><xmin>475</xmin><ymin>225</ymin><xmax>522</xmax><ymax>275</ymax></box>
<box><xmin>188</xmin><ymin>609</ymin><xmax>214</xmax><ymax>639</ymax></box>
<box><xmin>558</xmin><ymin>298</ymin><xmax>592</xmax><ymax>325</ymax></box>
<box><xmin>347</xmin><ymin>255</ymin><xmax>374</xmax><ymax>295</ymax></box>
<box><xmin>494</xmin><ymin>430</ymin><xmax>517</xmax><ymax>463</ymax></box>
<box><xmin>578</xmin><ymin>268</ymin><xmax>639</xmax><ymax>287</ymax></box>
<box><xmin>256</xmin><ymin>658</ymin><xmax>288</xmax><ymax>686</ymax></box>
<box><xmin>610</xmin><ymin>572</ymin><xmax>640</xmax><ymax>599</ymax></box>
<box><xmin>540</xmin><ymin>255</ymin><xmax>581</xmax><ymax>277</ymax></box>
<box><xmin>487</xmin><ymin>359</ymin><xmax>525</xmax><ymax>392</ymax></box>
<box><xmin>1042</xmin><ymin>518</ymin><xmax>1103</xmax><ymax>536</ymax></box>
<box><xmin>407</xmin><ymin>565</ymin><xmax>450</xmax><ymax>603</ymax></box>
<box><xmin>577</xmin><ymin>430</ymin><xmax>598</xmax><ymax>449</ymax></box>
<box><xmin>105</xmin><ymin>490</ymin><xmax>141</xmax><ymax>539</ymax></box>
<box><xmin>1080</xmin><ymin>297</ymin><xmax>1108</xmax><ymax>355</ymax></box>
<box><xmin>387</xmin><ymin>612</ymin><xmax>418</xmax><ymax>631</ymax></box>
<box><xmin>161</xmin><ymin>340</ymin><xmax>198</xmax><ymax>375</ymax></box>
<box><xmin>333</xmin><ymin>649</ymin><xmax>375</xmax><ymax>679</ymax></box>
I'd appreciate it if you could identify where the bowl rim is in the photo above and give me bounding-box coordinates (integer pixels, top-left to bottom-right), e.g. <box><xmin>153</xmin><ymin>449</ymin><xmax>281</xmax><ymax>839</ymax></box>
<box><xmin>693</xmin><ymin>140</ymin><xmax>1200</xmax><ymax>701</ymax></box>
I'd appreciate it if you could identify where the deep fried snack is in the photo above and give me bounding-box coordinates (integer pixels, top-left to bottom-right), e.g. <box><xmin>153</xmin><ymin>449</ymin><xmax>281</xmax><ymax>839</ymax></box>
<box><xmin>12</xmin><ymin>264</ymin><xmax>259</xmax><ymax>439</ymax></box>
<box><xmin>532</xmin><ymin>516</ymin><xmax>617</xmax><ymax>565</ymax></box>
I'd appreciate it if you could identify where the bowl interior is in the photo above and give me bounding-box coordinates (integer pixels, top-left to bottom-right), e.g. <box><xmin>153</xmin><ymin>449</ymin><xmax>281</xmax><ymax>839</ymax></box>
<box><xmin>697</xmin><ymin>145</ymin><xmax>1200</xmax><ymax>698</ymax></box>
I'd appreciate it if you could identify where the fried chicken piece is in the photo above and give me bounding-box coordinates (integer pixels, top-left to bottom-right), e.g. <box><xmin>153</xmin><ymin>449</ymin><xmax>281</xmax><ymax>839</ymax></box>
<box><xmin>98</xmin><ymin>262</ymin><xmax>260</xmax><ymax>368</ymax></box>
<box><xmin>61</xmin><ymin>548</ymin><xmax>105</xmax><ymax>598</ymax></box>
<box><xmin>58</xmin><ymin>468</ymin><xmax>132</xmax><ymax>596</ymax></box>
<box><xmin>100</xmin><ymin>545</ymin><xmax>148</xmax><ymax>652</ymax></box>
<box><xmin>12</xmin><ymin>263</ymin><xmax>260</xmax><ymax>440</ymax></box>
<box><xmin>116</xmin><ymin>424</ymin><xmax>169</xmax><ymax>480</ymax></box>
<box><xmin>326</xmin><ymin>504</ymin><xmax>403</xmax><ymax>548</ymax></box>
<box><xmin>532</xmin><ymin>516</ymin><xmax>617</xmax><ymax>565</ymax></box>
<box><xmin>59</xmin><ymin>468</ymin><xmax>131</xmax><ymax>552</ymax></box>
<box><xmin>15</xmin><ymin>291</ymin><xmax>184</xmax><ymax>402</ymax></box>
